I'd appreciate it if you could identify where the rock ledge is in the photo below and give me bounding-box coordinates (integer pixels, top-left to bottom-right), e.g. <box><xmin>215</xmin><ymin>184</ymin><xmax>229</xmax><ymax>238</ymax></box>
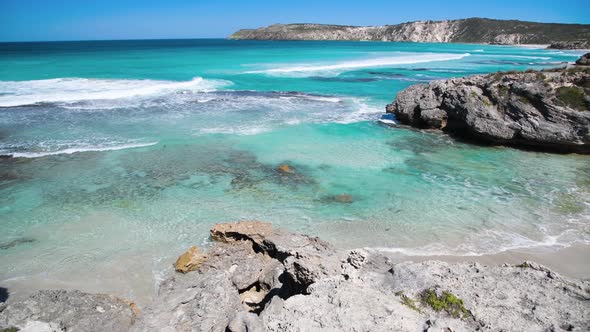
<box><xmin>387</xmin><ymin>57</ymin><xmax>590</xmax><ymax>153</ymax></box>
<box><xmin>2</xmin><ymin>222</ymin><xmax>589</xmax><ymax>331</ymax></box>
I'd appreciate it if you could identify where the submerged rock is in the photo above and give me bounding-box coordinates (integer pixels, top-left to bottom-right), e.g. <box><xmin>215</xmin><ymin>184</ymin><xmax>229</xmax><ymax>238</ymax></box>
<box><xmin>174</xmin><ymin>246</ymin><xmax>208</xmax><ymax>273</ymax></box>
<box><xmin>276</xmin><ymin>164</ymin><xmax>295</xmax><ymax>174</ymax></box>
<box><xmin>0</xmin><ymin>290</ymin><xmax>138</xmax><ymax>332</ymax></box>
<box><xmin>332</xmin><ymin>193</ymin><xmax>354</xmax><ymax>203</ymax></box>
<box><xmin>387</xmin><ymin>63</ymin><xmax>590</xmax><ymax>153</ymax></box>
<box><xmin>0</xmin><ymin>238</ymin><xmax>35</xmax><ymax>251</ymax></box>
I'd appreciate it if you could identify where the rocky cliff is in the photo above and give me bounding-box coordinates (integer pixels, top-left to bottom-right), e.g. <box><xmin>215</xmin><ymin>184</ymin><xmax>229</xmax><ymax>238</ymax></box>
<box><xmin>387</xmin><ymin>54</ymin><xmax>590</xmax><ymax>153</ymax></box>
<box><xmin>230</xmin><ymin>18</ymin><xmax>590</xmax><ymax>46</ymax></box>
<box><xmin>2</xmin><ymin>221</ymin><xmax>589</xmax><ymax>331</ymax></box>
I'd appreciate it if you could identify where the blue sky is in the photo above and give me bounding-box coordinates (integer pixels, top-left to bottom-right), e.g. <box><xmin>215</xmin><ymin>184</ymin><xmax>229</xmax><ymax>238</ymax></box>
<box><xmin>1</xmin><ymin>0</ymin><xmax>589</xmax><ymax>41</ymax></box>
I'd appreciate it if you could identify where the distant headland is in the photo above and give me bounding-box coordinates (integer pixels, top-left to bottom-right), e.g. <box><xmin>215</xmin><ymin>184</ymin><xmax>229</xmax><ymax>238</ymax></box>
<box><xmin>229</xmin><ymin>17</ymin><xmax>590</xmax><ymax>49</ymax></box>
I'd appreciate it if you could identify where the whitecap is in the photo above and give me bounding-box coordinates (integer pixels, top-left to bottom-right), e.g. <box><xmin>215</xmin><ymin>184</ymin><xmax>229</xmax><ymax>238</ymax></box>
<box><xmin>0</xmin><ymin>77</ymin><xmax>231</xmax><ymax>107</ymax></box>
<box><xmin>367</xmin><ymin>228</ymin><xmax>588</xmax><ymax>257</ymax></box>
<box><xmin>245</xmin><ymin>53</ymin><xmax>471</xmax><ymax>76</ymax></box>
<box><xmin>2</xmin><ymin>141</ymin><xmax>158</xmax><ymax>158</ymax></box>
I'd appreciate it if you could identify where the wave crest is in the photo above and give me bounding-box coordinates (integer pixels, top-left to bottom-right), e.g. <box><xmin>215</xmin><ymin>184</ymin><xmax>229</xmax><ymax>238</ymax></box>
<box><xmin>2</xmin><ymin>141</ymin><xmax>158</xmax><ymax>158</ymax></box>
<box><xmin>0</xmin><ymin>77</ymin><xmax>231</xmax><ymax>107</ymax></box>
<box><xmin>246</xmin><ymin>53</ymin><xmax>471</xmax><ymax>76</ymax></box>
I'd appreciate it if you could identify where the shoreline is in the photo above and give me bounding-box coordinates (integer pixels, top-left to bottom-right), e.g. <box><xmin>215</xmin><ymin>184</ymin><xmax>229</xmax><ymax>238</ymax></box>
<box><xmin>3</xmin><ymin>221</ymin><xmax>588</xmax><ymax>331</ymax></box>
<box><xmin>2</xmin><ymin>237</ymin><xmax>588</xmax><ymax>310</ymax></box>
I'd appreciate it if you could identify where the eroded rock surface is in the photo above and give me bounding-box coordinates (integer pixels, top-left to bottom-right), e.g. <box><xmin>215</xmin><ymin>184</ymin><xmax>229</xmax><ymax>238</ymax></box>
<box><xmin>2</xmin><ymin>222</ymin><xmax>589</xmax><ymax>331</ymax></box>
<box><xmin>387</xmin><ymin>63</ymin><xmax>590</xmax><ymax>153</ymax></box>
<box><xmin>174</xmin><ymin>246</ymin><xmax>208</xmax><ymax>273</ymax></box>
<box><xmin>0</xmin><ymin>290</ymin><xmax>138</xmax><ymax>332</ymax></box>
<box><xmin>577</xmin><ymin>53</ymin><xmax>590</xmax><ymax>66</ymax></box>
<box><xmin>134</xmin><ymin>222</ymin><xmax>589</xmax><ymax>331</ymax></box>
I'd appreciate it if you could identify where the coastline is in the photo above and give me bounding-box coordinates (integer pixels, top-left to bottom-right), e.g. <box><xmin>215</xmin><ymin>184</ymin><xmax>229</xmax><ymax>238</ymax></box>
<box><xmin>1</xmin><ymin>39</ymin><xmax>588</xmax><ymax>331</ymax></box>
<box><xmin>2</xmin><ymin>236</ymin><xmax>588</xmax><ymax>310</ymax></box>
<box><xmin>3</xmin><ymin>221</ymin><xmax>588</xmax><ymax>331</ymax></box>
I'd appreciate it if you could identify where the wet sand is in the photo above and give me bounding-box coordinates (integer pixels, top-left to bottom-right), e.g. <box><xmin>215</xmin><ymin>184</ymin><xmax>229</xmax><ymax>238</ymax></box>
<box><xmin>385</xmin><ymin>244</ymin><xmax>590</xmax><ymax>279</ymax></box>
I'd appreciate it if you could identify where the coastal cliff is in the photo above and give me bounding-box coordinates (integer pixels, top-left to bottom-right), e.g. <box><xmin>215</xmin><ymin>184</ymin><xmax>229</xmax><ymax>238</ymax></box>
<box><xmin>229</xmin><ymin>18</ymin><xmax>590</xmax><ymax>46</ymax></box>
<box><xmin>2</xmin><ymin>221</ymin><xmax>589</xmax><ymax>331</ymax></box>
<box><xmin>387</xmin><ymin>54</ymin><xmax>590</xmax><ymax>153</ymax></box>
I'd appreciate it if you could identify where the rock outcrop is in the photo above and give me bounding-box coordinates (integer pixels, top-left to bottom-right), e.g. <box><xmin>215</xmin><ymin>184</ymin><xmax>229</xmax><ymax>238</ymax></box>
<box><xmin>230</xmin><ymin>18</ymin><xmax>590</xmax><ymax>47</ymax></box>
<box><xmin>2</xmin><ymin>222</ymin><xmax>590</xmax><ymax>331</ymax></box>
<box><xmin>577</xmin><ymin>53</ymin><xmax>590</xmax><ymax>66</ymax></box>
<box><xmin>174</xmin><ymin>246</ymin><xmax>208</xmax><ymax>273</ymax></box>
<box><xmin>387</xmin><ymin>61</ymin><xmax>590</xmax><ymax>153</ymax></box>
<box><xmin>0</xmin><ymin>290</ymin><xmax>138</xmax><ymax>332</ymax></box>
<box><xmin>548</xmin><ymin>41</ymin><xmax>590</xmax><ymax>50</ymax></box>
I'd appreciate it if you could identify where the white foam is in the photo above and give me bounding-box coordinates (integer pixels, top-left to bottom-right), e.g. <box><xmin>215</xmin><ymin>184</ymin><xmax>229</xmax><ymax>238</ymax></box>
<box><xmin>196</xmin><ymin>126</ymin><xmax>270</xmax><ymax>136</ymax></box>
<box><xmin>3</xmin><ymin>142</ymin><xmax>158</xmax><ymax>158</ymax></box>
<box><xmin>0</xmin><ymin>77</ymin><xmax>231</xmax><ymax>107</ymax></box>
<box><xmin>367</xmin><ymin>228</ymin><xmax>587</xmax><ymax>257</ymax></box>
<box><xmin>246</xmin><ymin>53</ymin><xmax>471</xmax><ymax>76</ymax></box>
<box><xmin>502</xmin><ymin>55</ymin><xmax>551</xmax><ymax>60</ymax></box>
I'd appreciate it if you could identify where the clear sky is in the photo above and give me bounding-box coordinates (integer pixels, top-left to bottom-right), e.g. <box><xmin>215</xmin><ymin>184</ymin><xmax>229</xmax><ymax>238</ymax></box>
<box><xmin>1</xmin><ymin>0</ymin><xmax>589</xmax><ymax>42</ymax></box>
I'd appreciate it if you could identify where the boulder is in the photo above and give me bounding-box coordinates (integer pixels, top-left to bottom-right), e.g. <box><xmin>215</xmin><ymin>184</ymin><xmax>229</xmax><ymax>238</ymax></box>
<box><xmin>174</xmin><ymin>246</ymin><xmax>207</xmax><ymax>273</ymax></box>
<box><xmin>387</xmin><ymin>66</ymin><xmax>590</xmax><ymax>153</ymax></box>
<box><xmin>576</xmin><ymin>53</ymin><xmax>590</xmax><ymax>66</ymax></box>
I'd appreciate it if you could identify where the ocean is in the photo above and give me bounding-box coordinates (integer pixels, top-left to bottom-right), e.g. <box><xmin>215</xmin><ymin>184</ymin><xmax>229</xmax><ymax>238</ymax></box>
<box><xmin>0</xmin><ymin>39</ymin><xmax>588</xmax><ymax>302</ymax></box>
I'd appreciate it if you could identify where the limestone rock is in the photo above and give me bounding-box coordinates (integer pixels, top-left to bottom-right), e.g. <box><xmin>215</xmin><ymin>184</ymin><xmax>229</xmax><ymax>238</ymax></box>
<box><xmin>0</xmin><ymin>290</ymin><xmax>138</xmax><ymax>332</ymax></box>
<box><xmin>174</xmin><ymin>246</ymin><xmax>207</xmax><ymax>273</ymax></box>
<box><xmin>576</xmin><ymin>53</ymin><xmax>590</xmax><ymax>66</ymax></box>
<box><xmin>387</xmin><ymin>66</ymin><xmax>590</xmax><ymax>153</ymax></box>
<box><xmin>210</xmin><ymin>221</ymin><xmax>274</xmax><ymax>244</ymax></box>
<box><xmin>8</xmin><ymin>223</ymin><xmax>590</xmax><ymax>332</ymax></box>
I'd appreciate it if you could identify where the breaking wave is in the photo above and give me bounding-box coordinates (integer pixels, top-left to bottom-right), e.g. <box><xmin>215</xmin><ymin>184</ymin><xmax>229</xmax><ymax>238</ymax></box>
<box><xmin>246</xmin><ymin>53</ymin><xmax>471</xmax><ymax>76</ymax></box>
<box><xmin>368</xmin><ymin>227</ymin><xmax>589</xmax><ymax>257</ymax></box>
<box><xmin>0</xmin><ymin>77</ymin><xmax>231</xmax><ymax>107</ymax></box>
<box><xmin>1</xmin><ymin>142</ymin><xmax>159</xmax><ymax>158</ymax></box>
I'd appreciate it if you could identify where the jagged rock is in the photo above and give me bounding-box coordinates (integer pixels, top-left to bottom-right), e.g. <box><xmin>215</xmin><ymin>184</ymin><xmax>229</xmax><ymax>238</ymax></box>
<box><xmin>576</xmin><ymin>53</ymin><xmax>590</xmax><ymax>66</ymax></box>
<box><xmin>174</xmin><ymin>246</ymin><xmax>207</xmax><ymax>273</ymax></box>
<box><xmin>387</xmin><ymin>66</ymin><xmax>590</xmax><ymax>153</ymax></box>
<box><xmin>0</xmin><ymin>290</ymin><xmax>138</xmax><ymax>332</ymax></box>
<box><xmin>227</xmin><ymin>312</ymin><xmax>264</xmax><ymax>332</ymax></box>
<box><xmin>210</xmin><ymin>220</ymin><xmax>275</xmax><ymax>244</ymax></box>
<box><xmin>133</xmin><ymin>222</ymin><xmax>590</xmax><ymax>331</ymax></box>
<box><xmin>6</xmin><ymin>223</ymin><xmax>590</xmax><ymax>331</ymax></box>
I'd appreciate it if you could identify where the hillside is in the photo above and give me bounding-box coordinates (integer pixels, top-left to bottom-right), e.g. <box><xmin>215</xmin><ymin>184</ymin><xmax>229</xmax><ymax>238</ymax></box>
<box><xmin>229</xmin><ymin>18</ymin><xmax>590</xmax><ymax>46</ymax></box>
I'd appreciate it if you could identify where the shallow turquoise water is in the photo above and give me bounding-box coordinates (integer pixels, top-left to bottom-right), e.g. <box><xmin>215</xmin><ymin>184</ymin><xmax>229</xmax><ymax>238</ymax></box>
<box><xmin>0</xmin><ymin>40</ymin><xmax>588</xmax><ymax>300</ymax></box>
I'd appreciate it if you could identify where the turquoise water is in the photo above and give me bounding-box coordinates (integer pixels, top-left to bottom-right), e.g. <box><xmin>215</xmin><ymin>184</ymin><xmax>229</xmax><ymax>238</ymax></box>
<box><xmin>0</xmin><ymin>40</ymin><xmax>588</xmax><ymax>301</ymax></box>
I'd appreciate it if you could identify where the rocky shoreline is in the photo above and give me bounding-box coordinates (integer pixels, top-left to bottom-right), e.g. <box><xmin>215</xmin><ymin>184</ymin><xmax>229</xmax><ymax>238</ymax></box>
<box><xmin>2</xmin><ymin>221</ymin><xmax>589</xmax><ymax>331</ymax></box>
<box><xmin>386</xmin><ymin>54</ymin><xmax>590</xmax><ymax>153</ymax></box>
